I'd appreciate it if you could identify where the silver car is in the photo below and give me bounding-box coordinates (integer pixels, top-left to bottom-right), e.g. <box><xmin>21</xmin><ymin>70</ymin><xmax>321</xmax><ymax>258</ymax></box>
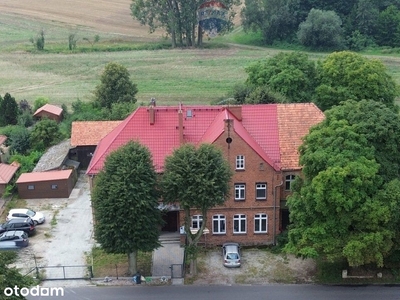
<box><xmin>222</xmin><ymin>242</ymin><xmax>241</xmax><ymax>268</ymax></box>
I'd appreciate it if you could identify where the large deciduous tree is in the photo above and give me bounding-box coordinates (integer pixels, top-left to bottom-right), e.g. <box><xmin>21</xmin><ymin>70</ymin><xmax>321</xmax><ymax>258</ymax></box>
<box><xmin>92</xmin><ymin>141</ymin><xmax>162</xmax><ymax>275</ymax></box>
<box><xmin>241</xmin><ymin>0</ymin><xmax>301</xmax><ymax>45</ymax></box>
<box><xmin>314</xmin><ymin>51</ymin><xmax>398</xmax><ymax>111</ymax></box>
<box><xmin>93</xmin><ymin>62</ymin><xmax>138</xmax><ymax>110</ymax></box>
<box><xmin>30</xmin><ymin>118</ymin><xmax>62</xmax><ymax>151</ymax></box>
<box><xmin>161</xmin><ymin>143</ymin><xmax>232</xmax><ymax>274</ymax></box>
<box><xmin>286</xmin><ymin>100</ymin><xmax>400</xmax><ymax>267</ymax></box>
<box><xmin>245</xmin><ymin>52</ymin><xmax>318</xmax><ymax>103</ymax></box>
<box><xmin>297</xmin><ymin>8</ymin><xmax>344</xmax><ymax>50</ymax></box>
<box><xmin>130</xmin><ymin>0</ymin><xmax>239</xmax><ymax>47</ymax></box>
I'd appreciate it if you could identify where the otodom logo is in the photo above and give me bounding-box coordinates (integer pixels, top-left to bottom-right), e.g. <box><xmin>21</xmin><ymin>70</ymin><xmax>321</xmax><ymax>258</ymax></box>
<box><xmin>197</xmin><ymin>1</ymin><xmax>229</xmax><ymax>38</ymax></box>
<box><xmin>3</xmin><ymin>285</ymin><xmax>64</xmax><ymax>297</ymax></box>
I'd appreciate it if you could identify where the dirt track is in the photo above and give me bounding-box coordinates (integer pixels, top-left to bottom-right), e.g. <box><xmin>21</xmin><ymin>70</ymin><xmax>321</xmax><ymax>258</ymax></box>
<box><xmin>0</xmin><ymin>0</ymin><xmax>160</xmax><ymax>38</ymax></box>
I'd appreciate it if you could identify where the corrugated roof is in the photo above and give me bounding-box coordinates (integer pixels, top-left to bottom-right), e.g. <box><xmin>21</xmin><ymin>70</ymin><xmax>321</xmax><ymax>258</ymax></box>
<box><xmin>33</xmin><ymin>104</ymin><xmax>63</xmax><ymax>117</ymax></box>
<box><xmin>87</xmin><ymin>104</ymin><xmax>324</xmax><ymax>175</ymax></box>
<box><xmin>33</xmin><ymin>139</ymin><xmax>71</xmax><ymax>172</ymax></box>
<box><xmin>16</xmin><ymin>169</ymin><xmax>72</xmax><ymax>183</ymax></box>
<box><xmin>0</xmin><ymin>162</ymin><xmax>20</xmax><ymax>184</ymax></box>
<box><xmin>277</xmin><ymin>103</ymin><xmax>325</xmax><ymax>170</ymax></box>
<box><xmin>71</xmin><ymin>121</ymin><xmax>122</xmax><ymax>147</ymax></box>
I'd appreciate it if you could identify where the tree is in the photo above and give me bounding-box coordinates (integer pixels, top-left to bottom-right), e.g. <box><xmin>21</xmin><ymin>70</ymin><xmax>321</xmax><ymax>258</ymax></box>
<box><xmin>241</xmin><ymin>0</ymin><xmax>301</xmax><ymax>44</ymax></box>
<box><xmin>286</xmin><ymin>120</ymin><xmax>392</xmax><ymax>266</ymax></box>
<box><xmin>30</xmin><ymin>118</ymin><xmax>61</xmax><ymax>151</ymax></box>
<box><xmin>375</xmin><ymin>5</ymin><xmax>400</xmax><ymax>46</ymax></box>
<box><xmin>286</xmin><ymin>101</ymin><xmax>400</xmax><ymax>267</ymax></box>
<box><xmin>297</xmin><ymin>9</ymin><xmax>344</xmax><ymax>50</ymax></box>
<box><xmin>314</xmin><ymin>51</ymin><xmax>398</xmax><ymax>111</ymax></box>
<box><xmin>0</xmin><ymin>252</ymin><xmax>35</xmax><ymax>300</ymax></box>
<box><xmin>8</xmin><ymin>126</ymin><xmax>31</xmax><ymax>155</ymax></box>
<box><xmin>245</xmin><ymin>52</ymin><xmax>318</xmax><ymax>103</ymax></box>
<box><xmin>93</xmin><ymin>62</ymin><xmax>138</xmax><ymax>110</ymax></box>
<box><xmin>130</xmin><ymin>0</ymin><xmax>239</xmax><ymax>47</ymax></box>
<box><xmin>161</xmin><ymin>143</ymin><xmax>232</xmax><ymax>274</ymax></box>
<box><xmin>91</xmin><ymin>141</ymin><xmax>162</xmax><ymax>275</ymax></box>
<box><xmin>0</xmin><ymin>93</ymin><xmax>19</xmax><ymax>126</ymax></box>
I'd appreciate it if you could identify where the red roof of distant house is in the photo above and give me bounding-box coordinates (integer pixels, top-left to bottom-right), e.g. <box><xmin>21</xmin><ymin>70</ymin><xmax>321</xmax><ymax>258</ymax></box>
<box><xmin>0</xmin><ymin>162</ymin><xmax>20</xmax><ymax>184</ymax></box>
<box><xmin>16</xmin><ymin>169</ymin><xmax>72</xmax><ymax>183</ymax></box>
<box><xmin>87</xmin><ymin>104</ymin><xmax>324</xmax><ymax>175</ymax></box>
<box><xmin>33</xmin><ymin>104</ymin><xmax>63</xmax><ymax>117</ymax></box>
<box><xmin>71</xmin><ymin>121</ymin><xmax>122</xmax><ymax>147</ymax></box>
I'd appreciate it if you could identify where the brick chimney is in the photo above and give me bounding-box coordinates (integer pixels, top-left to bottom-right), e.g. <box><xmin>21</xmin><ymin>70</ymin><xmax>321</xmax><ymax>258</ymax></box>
<box><xmin>227</xmin><ymin>105</ymin><xmax>242</xmax><ymax>121</ymax></box>
<box><xmin>149</xmin><ymin>98</ymin><xmax>156</xmax><ymax>125</ymax></box>
<box><xmin>178</xmin><ymin>104</ymin><xmax>184</xmax><ymax>144</ymax></box>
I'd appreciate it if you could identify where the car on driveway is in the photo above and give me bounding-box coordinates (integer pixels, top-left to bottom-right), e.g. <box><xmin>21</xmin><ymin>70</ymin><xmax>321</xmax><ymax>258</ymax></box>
<box><xmin>222</xmin><ymin>242</ymin><xmax>241</xmax><ymax>268</ymax></box>
<box><xmin>0</xmin><ymin>217</ymin><xmax>36</xmax><ymax>237</ymax></box>
<box><xmin>6</xmin><ymin>208</ymin><xmax>45</xmax><ymax>225</ymax></box>
<box><xmin>0</xmin><ymin>230</ymin><xmax>29</xmax><ymax>249</ymax></box>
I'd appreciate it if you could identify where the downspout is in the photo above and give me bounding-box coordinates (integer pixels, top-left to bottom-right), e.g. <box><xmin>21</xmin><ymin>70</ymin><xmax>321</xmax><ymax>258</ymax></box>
<box><xmin>273</xmin><ymin>177</ymin><xmax>283</xmax><ymax>246</ymax></box>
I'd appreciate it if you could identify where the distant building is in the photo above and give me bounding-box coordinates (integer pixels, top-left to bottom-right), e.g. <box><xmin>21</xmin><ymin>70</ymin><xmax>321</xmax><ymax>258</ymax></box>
<box><xmin>33</xmin><ymin>104</ymin><xmax>63</xmax><ymax>122</ymax></box>
<box><xmin>0</xmin><ymin>162</ymin><xmax>20</xmax><ymax>196</ymax></box>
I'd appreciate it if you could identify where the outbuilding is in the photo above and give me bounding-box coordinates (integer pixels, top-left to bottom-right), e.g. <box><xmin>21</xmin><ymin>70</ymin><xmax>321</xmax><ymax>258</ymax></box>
<box><xmin>16</xmin><ymin>169</ymin><xmax>76</xmax><ymax>199</ymax></box>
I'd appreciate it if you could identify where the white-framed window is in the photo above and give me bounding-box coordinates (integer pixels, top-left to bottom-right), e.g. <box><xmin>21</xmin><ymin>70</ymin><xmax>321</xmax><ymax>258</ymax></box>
<box><xmin>233</xmin><ymin>214</ymin><xmax>246</xmax><ymax>233</ymax></box>
<box><xmin>236</xmin><ymin>155</ymin><xmax>245</xmax><ymax>170</ymax></box>
<box><xmin>213</xmin><ymin>215</ymin><xmax>226</xmax><ymax>234</ymax></box>
<box><xmin>234</xmin><ymin>184</ymin><xmax>246</xmax><ymax>200</ymax></box>
<box><xmin>256</xmin><ymin>183</ymin><xmax>267</xmax><ymax>200</ymax></box>
<box><xmin>191</xmin><ymin>215</ymin><xmax>203</xmax><ymax>229</ymax></box>
<box><xmin>285</xmin><ymin>175</ymin><xmax>296</xmax><ymax>191</ymax></box>
<box><xmin>27</xmin><ymin>185</ymin><xmax>35</xmax><ymax>190</ymax></box>
<box><xmin>254</xmin><ymin>213</ymin><xmax>268</xmax><ymax>233</ymax></box>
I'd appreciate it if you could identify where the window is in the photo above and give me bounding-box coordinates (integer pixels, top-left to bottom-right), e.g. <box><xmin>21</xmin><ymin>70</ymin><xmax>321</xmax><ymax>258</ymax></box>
<box><xmin>51</xmin><ymin>184</ymin><xmax>58</xmax><ymax>190</ymax></box>
<box><xmin>234</xmin><ymin>184</ymin><xmax>245</xmax><ymax>200</ymax></box>
<box><xmin>213</xmin><ymin>215</ymin><xmax>226</xmax><ymax>234</ymax></box>
<box><xmin>191</xmin><ymin>215</ymin><xmax>203</xmax><ymax>229</ymax></box>
<box><xmin>254</xmin><ymin>213</ymin><xmax>268</xmax><ymax>233</ymax></box>
<box><xmin>235</xmin><ymin>155</ymin><xmax>245</xmax><ymax>170</ymax></box>
<box><xmin>27</xmin><ymin>185</ymin><xmax>35</xmax><ymax>190</ymax></box>
<box><xmin>233</xmin><ymin>214</ymin><xmax>246</xmax><ymax>233</ymax></box>
<box><xmin>256</xmin><ymin>183</ymin><xmax>267</xmax><ymax>200</ymax></box>
<box><xmin>285</xmin><ymin>175</ymin><xmax>296</xmax><ymax>191</ymax></box>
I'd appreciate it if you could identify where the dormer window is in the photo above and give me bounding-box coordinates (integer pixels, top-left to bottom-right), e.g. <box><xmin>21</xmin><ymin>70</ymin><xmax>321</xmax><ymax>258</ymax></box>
<box><xmin>236</xmin><ymin>155</ymin><xmax>245</xmax><ymax>170</ymax></box>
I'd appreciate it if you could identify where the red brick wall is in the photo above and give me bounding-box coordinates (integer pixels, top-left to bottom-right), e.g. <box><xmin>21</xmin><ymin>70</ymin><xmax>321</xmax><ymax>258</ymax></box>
<box><xmin>179</xmin><ymin>119</ymin><xmax>283</xmax><ymax>247</ymax></box>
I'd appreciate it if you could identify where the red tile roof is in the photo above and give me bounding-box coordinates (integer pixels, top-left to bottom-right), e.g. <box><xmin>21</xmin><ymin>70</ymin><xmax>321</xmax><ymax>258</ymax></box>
<box><xmin>16</xmin><ymin>169</ymin><xmax>72</xmax><ymax>183</ymax></box>
<box><xmin>33</xmin><ymin>104</ymin><xmax>63</xmax><ymax>117</ymax></box>
<box><xmin>87</xmin><ymin>104</ymin><xmax>324</xmax><ymax>175</ymax></box>
<box><xmin>71</xmin><ymin>121</ymin><xmax>122</xmax><ymax>147</ymax></box>
<box><xmin>277</xmin><ymin>103</ymin><xmax>325</xmax><ymax>170</ymax></box>
<box><xmin>0</xmin><ymin>162</ymin><xmax>20</xmax><ymax>184</ymax></box>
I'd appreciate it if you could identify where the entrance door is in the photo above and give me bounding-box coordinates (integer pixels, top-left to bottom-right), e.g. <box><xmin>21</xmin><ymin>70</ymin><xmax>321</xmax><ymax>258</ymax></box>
<box><xmin>161</xmin><ymin>211</ymin><xmax>178</xmax><ymax>232</ymax></box>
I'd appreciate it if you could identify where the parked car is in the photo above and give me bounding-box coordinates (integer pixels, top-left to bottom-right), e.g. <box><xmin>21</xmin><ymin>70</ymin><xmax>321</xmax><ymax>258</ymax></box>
<box><xmin>222</xmin><ymin>242</ymin><xmax>241</xmax><ymax>268</ymax></box>
<box><xmin>0</xmin><ymin>230</ymin><xmax>29</xmax><ymax>249</ymax></box>
<box><xmin>0</xmin><ymin>217</ymin><xmax>36</xmax><ymax>237</ymax></box>
<box><xmin>6</xmin><ymin>208</ymin><xmax>45</xmax><ymax>225</ymax></box>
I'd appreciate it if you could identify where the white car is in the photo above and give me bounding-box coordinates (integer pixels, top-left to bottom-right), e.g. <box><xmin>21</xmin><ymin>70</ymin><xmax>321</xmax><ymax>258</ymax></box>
<box><xmin>6</xmin><ymin>208</ymin><xmax>45</xmax><ymax>225</ymax></box>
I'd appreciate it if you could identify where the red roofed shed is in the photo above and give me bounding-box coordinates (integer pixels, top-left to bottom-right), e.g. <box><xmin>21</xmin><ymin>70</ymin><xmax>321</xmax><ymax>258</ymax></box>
<box><xmin>16</xmin><ymin>169</ymin><xmax>75</xmax><ymax>199</ymax></box>
<box><xmin>33</xmin><ymin>104</ymin><xmax>63</xmax><ymax>123</ymax></box>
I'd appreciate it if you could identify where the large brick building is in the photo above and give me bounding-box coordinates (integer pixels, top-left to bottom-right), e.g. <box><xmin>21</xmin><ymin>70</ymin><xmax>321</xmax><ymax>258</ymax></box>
<box><xmin>85</xmin><ymin>103</ymin><xmax>324</xmax><ymax>246</ymax></box>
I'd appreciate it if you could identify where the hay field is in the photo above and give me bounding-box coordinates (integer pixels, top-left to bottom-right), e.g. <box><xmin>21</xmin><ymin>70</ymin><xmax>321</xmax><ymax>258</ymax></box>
<box><xmin>0</xmin><ymin>0</ymin><xmax>264</xmax><ymax>106</ymax></box>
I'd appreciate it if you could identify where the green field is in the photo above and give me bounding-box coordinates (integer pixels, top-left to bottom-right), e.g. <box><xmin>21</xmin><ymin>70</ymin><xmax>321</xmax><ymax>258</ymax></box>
<box><xmin>1</xmin><ymin>12</ymin><xmax>400</xmax><ymax>107</ymax></box>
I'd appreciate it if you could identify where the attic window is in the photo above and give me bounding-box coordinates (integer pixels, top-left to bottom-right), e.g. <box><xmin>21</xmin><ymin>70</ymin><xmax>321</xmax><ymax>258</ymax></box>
<box><xmin>186</xmin><ymin>110</ymin><xmax>193</xmax><ymax>118</ymax></box>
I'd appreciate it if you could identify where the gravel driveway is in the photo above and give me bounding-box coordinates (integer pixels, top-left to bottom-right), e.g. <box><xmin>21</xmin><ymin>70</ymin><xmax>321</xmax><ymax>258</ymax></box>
<box><xmin>13</xmin><ymin>172</ymin><xmax>94</xmax><ymax>287</ymax></box>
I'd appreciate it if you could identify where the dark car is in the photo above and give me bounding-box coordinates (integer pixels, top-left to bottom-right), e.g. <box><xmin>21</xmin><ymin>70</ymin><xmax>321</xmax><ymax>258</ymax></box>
<box><xmin>0</xmin><ymin>230</ymin><xmax>29</xmax><ymax>249</ymax></box>
<box><xmin>0</xmin><ymin>217</ymin><xmax>36</xmax><ymax>237</ymax></box>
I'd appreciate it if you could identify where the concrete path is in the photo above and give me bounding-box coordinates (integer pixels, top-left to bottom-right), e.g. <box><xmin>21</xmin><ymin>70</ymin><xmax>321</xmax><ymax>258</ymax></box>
<box><xmin>152</xmin><ymin>232</ymin><xmax>184</xmax><ymax>283</ymax></box>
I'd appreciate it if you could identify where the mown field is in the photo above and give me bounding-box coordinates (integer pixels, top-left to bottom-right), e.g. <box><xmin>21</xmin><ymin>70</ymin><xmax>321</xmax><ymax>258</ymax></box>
<box><xmin>1</xmin><ymin>1</ymin><xmax>400</xmax><ymax>107</ymax></box>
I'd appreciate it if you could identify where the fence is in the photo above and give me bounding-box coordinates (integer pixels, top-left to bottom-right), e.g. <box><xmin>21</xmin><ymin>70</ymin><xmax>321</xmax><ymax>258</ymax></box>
<box><xmin>30</xmin><ymin>265</ymin><xmax>93</xmax><ymax>281</ymax></box>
